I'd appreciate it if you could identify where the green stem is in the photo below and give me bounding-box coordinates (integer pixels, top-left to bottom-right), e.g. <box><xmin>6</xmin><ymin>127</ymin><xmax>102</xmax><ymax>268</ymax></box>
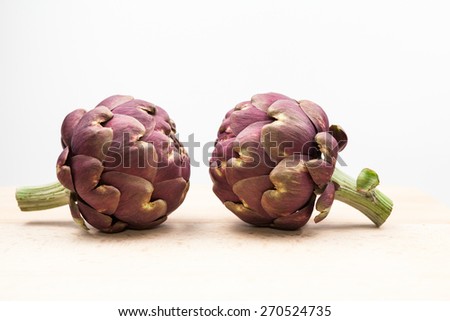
<box><xmin>16</xmin><ymin>182</ymin><xmax>70</xmax><ymax>211</ymax></box>
<box><xmin>331</xmin><ymin>167</ymin><xmax>393</xmax><ymax>227</ymax></box>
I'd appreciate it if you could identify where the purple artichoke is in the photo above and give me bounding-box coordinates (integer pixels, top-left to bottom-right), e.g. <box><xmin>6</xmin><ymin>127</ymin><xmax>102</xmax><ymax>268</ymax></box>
<box><xmin>17</xmin><ymin>95</ymin><xmax>190</xmax><ymax>233</ymax></box>
<box><xmin>210</xmin><ymin>93</ymin><xmax>393</xmax><ymax>230</ymax></box>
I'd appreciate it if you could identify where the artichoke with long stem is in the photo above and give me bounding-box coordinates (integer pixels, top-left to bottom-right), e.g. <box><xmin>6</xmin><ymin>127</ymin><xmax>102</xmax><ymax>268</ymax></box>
<box><xmin>16</xmin><ymin>95</ymin><xmax>190</xmax><ymax>233</ymax></box>
<box><xmin>209</xmin><ymin>92</ymin><xmax>393</xmax><ymax>230</ymax></box>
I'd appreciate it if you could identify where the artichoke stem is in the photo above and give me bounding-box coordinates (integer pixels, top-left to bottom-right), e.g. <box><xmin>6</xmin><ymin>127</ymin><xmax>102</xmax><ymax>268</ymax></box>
<box><xmin>16</xmin><ymin>182</ymin><xmax>70</xmax><ymax>211</ymax></box>
<box><xmin>331</xmin><ymin>167</ymin><xmax>393</xmax><ymax>227</ymax></box>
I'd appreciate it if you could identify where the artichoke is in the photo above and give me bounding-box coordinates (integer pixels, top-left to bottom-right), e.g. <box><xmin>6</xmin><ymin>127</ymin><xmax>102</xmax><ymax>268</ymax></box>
<box><xmin>209</xmin><ymin>93</ymin><xmax>393</xmax><ymax>230</ymax></box>
<box><xmin>16</xmin><ymin>95</ymin><xmax>190</xmax><ymax>233</ymax></box>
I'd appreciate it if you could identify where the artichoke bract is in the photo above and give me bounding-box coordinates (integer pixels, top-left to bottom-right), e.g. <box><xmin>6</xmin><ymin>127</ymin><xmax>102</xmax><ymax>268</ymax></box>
<box><xmin>16</xmin><ymin>95</ymin><xmax>190</xmax><ymax>233</ymax></box>
<box><xmin>209</xmin><ymin>93</ymin><xmax>393</xmax><ymax>230</ymax></box>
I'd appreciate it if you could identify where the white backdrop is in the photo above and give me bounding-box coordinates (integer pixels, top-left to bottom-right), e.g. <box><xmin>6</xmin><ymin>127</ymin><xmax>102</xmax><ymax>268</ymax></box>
<box><xmin>1</xmin><ymin>0</ymin><xmax>449</xmax><ymax>205</ymax></box>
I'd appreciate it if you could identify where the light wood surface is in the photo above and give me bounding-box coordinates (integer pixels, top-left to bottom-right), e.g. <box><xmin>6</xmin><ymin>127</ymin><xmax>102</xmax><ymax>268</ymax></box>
<box><xmin>1</xmin><ymin>185</ymin><xmax>449</xmax><ymax>300</ymax></box>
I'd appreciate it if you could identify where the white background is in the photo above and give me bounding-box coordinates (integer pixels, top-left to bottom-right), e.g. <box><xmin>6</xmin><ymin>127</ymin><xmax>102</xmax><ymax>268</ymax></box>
<box><xmin>0</xmin><ymin>0</ymin><xmax>449</xmax><ymax>205</ymax></box>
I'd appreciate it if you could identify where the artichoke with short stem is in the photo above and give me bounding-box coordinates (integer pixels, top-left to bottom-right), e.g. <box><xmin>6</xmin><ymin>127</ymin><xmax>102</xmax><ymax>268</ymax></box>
<box><xmin>16</xmin><ymin>95</ymin><xmax>190</xmax><ymax>233</ymax></box>
<box><xmin>209</xmin><ymin>92</ymin><xmax>393</xmax><ymax>230</ymax></box>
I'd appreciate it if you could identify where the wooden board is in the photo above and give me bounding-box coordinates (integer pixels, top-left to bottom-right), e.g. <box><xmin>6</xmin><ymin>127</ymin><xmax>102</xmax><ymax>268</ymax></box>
<box><xmin>1</xmin><ymin>185</ymin><xmax>449</xmax><ymax>300</ymax></box>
